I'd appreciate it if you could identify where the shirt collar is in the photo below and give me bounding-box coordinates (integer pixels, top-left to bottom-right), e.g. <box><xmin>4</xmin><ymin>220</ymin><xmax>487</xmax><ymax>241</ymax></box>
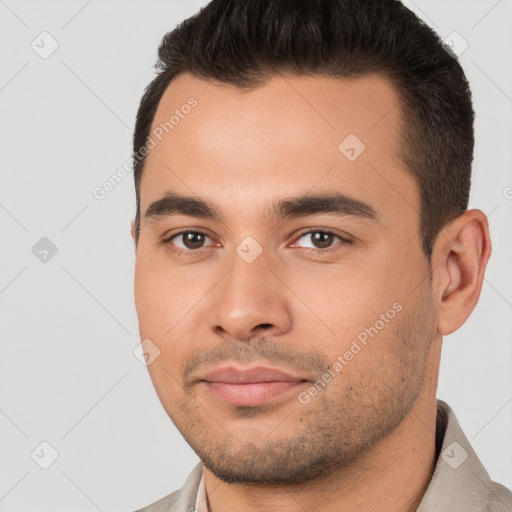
<box><xmin>417</xmin><ymin>399</ymin><xmax>501</xmax><ymax>511</ymax></box>
<box><xmin>194</xmin><ymin>469</ymin><xmax>209</xmax><ymax>512</ymax></box>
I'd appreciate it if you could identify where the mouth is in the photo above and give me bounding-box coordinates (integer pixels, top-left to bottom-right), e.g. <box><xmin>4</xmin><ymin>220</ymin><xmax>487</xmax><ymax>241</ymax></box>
<box><xmin>198</xmin><ymin>365</ymin><xmax>309</xmax><ymax>406</ymax></box>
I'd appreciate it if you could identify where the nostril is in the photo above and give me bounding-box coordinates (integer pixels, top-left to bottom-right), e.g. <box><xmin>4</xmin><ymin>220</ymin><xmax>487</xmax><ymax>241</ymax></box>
<box><xmin>256</xmin><ymin>323</ymin><xmax>273</xmax><ymax>329</ymax></box>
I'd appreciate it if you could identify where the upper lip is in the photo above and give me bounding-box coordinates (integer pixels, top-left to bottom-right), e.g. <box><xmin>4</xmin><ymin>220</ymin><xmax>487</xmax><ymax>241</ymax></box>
<box><xmin>199</xmin><ymin>365</ymin><xmax>307</xmax><ymax>384</ymax></box>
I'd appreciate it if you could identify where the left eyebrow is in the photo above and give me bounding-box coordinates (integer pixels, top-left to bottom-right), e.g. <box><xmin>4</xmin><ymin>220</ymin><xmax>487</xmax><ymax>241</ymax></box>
<box><xmin>265</xmin><ymin>192</ymin><xmax>378</xmax><ymax>224</ymax></box>
<box><xmin>143</xmin><ymin>190</ymin><xmax>379</xmax><ymax>224</ymax></box>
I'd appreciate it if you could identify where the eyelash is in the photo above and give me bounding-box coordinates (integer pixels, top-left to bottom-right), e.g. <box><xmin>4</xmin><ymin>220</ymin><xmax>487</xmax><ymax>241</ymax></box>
<box><xmin>162</xmin><ymin>229</ymin><xmax>352</xmax><ymax>256</ymax></box>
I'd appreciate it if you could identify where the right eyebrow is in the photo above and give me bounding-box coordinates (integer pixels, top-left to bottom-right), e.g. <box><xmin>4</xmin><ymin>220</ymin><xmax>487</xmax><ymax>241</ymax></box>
<box><xmin>144</xmin><ymin>191</ymin><xmax>223</xmax><ymax>223</ymax></box>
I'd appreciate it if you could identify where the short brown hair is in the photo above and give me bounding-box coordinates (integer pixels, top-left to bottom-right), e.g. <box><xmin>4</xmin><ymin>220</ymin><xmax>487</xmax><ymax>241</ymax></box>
<box><xmin>132</xmin><ymin>0</ymin><xmax>475</xmax><ymax>259</ymax></box>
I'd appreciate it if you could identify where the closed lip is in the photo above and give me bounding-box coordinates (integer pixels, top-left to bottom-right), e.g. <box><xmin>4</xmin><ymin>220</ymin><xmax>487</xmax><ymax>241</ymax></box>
<box><xmin>198</xmin><ymin>365</ymin><xmax>308</xmax><ymax>384</ymax></box>
<box><xmin>197</xmin><ymin>365</ymin><xmax>309</xmax><ymax>406</ymax></box>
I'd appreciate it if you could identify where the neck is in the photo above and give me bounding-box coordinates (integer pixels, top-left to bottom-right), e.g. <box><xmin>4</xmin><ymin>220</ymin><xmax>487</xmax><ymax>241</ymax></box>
<box><xmin>203</xmin><ymin>338</ymin><xmax>442</xmax><ymax>512</ymax></box>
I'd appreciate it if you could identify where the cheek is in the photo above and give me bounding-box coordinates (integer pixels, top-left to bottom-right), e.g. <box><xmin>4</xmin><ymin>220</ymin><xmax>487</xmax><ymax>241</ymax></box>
<box><xmin>134</xmin><ymin>253</ymin><xmax>190</xmax><ymax>334</ymax></box>
<box><xmin>288</xmin><ymin>259</ymin><xmax>402</xmax><ymax>329</ymax></box>
<box><xmin>281</xmin><ymin>254</ymin><xmax>415</xmax><ymax>374</ymax></box>
<box><xmin>134</xmin><ymin>256</ymin><xmax>201</xmax><ymax>382</ymax></box>
<box><xmin>145</xmin><ymin>359</ymin><xmax>186</xmax><ymax>424</ymax></box>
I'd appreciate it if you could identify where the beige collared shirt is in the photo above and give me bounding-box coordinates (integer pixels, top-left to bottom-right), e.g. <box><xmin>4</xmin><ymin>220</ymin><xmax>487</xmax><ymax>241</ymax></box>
<box><xmin>136</xmin><ymin>399</ymin><xmax>512</xmax><ymax>511</ymax></box>
<box><xmin>194</xmin><ymin>470</ymin><xmax>208</xmax><ymax>512</ymax></box>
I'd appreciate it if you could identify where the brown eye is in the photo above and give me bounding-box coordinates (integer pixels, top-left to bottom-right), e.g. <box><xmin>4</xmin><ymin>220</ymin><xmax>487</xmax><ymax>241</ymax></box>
<box><xmin>170</xmin><ymin>231</ymin><xmax>212</xmax><ymax>250</ymax></box>
<box><xmin>311</xmin><ymin>232</ymin><xmax>335</xmax><ymax>249</ymax></box>
<box><xmin>295</xmin><ymin>230</ymin><xmax>342</xmax><ymax>250</ymax></box>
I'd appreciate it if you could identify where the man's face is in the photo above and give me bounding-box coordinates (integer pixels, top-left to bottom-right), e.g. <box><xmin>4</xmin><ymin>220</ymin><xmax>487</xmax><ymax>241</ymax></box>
<box><xmin>133</xmin><ymin>72</ymin><xmax>437</xmax><ymax>483</ymax></box>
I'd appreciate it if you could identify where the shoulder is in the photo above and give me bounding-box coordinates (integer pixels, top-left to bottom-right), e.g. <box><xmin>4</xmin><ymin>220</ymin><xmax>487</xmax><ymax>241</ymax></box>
<box><xmin>133</xmin><ymin>490</ymin><xmax>181</xmax><ymax>512</ymax></box>
<box><xmin>417</xmin><ymin>400</ymin><xmax>512</xmax><ymax>512</ymax></box>
<box><xmin>132</xmin><ymin>462</ymin><xmax>203</xmax><ymax>512</ymax></box>
<box><xmin>483</xmin><ymin>481</ymin><xmax>512</xmax><ymax>511</ymax></box>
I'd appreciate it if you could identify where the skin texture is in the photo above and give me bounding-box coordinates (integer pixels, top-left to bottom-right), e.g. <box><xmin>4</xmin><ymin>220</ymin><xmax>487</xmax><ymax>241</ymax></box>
<box><xmin>132</xmin><ymin>72</ymin><xmax>491</xmax><ymax>512</ymax></box>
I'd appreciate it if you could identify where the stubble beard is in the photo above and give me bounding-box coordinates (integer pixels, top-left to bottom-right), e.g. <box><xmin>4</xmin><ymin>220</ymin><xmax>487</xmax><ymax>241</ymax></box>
<box><xmin>168</xmin><ymin>292</ymin><xmax>435</xmax><ymax>486</ymax></box>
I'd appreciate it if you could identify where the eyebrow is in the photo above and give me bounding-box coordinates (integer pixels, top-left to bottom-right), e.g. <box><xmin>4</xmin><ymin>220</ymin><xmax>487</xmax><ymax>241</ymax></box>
<box><xmin>144</xmin><ymin>190</ymin><xmax>378</xmax><ymax>224</ymax></box>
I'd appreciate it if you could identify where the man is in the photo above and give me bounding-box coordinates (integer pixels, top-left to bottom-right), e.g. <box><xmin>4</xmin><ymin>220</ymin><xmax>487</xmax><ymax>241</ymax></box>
<box><xmin>130</xmin><ymin>0</ymin><xmax>512</xmax><ymax>510</ymax></box>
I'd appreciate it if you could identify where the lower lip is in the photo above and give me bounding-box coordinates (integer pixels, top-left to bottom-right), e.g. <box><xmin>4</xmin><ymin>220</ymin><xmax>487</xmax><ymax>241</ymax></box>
<box><xmin>204</xmin><ymin>381</ymin><xmax>306</xmax><ymax>406</ymax></box>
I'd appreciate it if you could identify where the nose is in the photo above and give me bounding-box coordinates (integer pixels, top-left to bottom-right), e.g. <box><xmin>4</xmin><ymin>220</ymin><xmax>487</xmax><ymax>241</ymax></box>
<box><xmin>208</xmin><ymin>250</ymin><xmax>293</xmax><ymax>341</ymax></box>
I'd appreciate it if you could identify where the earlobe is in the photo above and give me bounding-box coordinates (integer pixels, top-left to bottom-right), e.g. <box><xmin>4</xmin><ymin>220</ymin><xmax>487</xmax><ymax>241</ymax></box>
<box><xmin>435</xmin><ymin>209</ymin><xmax>491</xmax><ymax>336</ymax></box>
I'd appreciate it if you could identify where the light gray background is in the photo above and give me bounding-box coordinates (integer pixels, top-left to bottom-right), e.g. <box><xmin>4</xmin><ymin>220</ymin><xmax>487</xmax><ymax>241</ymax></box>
<box><xmin>1</xmin><ymin>0</ymin><xmax>511</xmax><ymax>510</ymax></box>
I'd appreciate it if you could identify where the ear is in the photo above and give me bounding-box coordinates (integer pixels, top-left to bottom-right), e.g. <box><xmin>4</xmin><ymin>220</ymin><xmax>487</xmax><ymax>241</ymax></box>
<box><xmin>432</xmin><ymin>209</ymin><xmax>492</xmax><ymax>336</ymax></box>
<box><xmin>130</xmin><ymin>220</ymin><xmax>137</xmax><ymax>246</ymax></box>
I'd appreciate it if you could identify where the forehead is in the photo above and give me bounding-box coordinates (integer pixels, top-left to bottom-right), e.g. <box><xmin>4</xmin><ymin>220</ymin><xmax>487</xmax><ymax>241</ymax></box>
<box><xmin>140</xmin><ymin>72</ymin><xmax>419</xmax><ymax>227</ymax></box>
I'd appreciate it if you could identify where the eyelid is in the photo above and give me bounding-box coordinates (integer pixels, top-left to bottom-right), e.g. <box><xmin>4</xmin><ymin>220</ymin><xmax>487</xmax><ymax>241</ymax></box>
<box><xmin>163</xmin><ymin>227</ymin><xmax>213</xmax><ymax>242</ymax></box>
